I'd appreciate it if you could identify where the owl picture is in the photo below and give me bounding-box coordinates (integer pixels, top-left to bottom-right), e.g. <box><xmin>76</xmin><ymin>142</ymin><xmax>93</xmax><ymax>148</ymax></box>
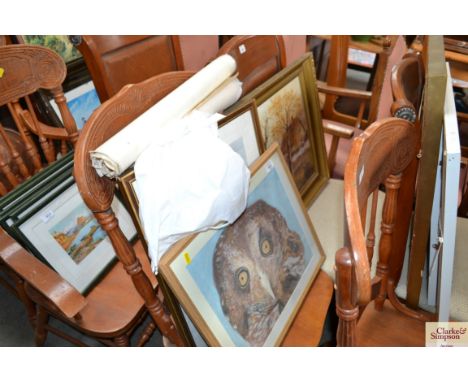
<box><xmin>213</xmin><ymin>200</ymin><xmax>305</xmax><ymax>346</ymax></box>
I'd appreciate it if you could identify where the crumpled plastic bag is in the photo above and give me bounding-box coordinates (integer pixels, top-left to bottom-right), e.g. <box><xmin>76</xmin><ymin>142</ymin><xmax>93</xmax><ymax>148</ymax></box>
<box><xmin>134</xmin><ymin>111</ymin><xmax>250</xmax><ymax>273</ymax></box>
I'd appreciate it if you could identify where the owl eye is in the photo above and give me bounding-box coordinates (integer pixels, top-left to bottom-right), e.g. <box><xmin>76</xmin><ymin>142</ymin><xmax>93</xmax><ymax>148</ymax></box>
<box><xmin>259</xmin><ymin>228</ymin><xmax>273</xmax><ymax>257</ymax></box>
<box><xmin>236</xmin><ymin>267</ymin><xmax>250</xmax><ymax>289</ymax></box>
<box><xmin>260</xmin><ymin>238</ymin><xmax>272</xmax><ymax>256</ymax></box>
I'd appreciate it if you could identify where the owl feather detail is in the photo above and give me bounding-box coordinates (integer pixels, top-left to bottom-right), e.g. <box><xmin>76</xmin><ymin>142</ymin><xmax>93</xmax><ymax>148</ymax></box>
<box><xmin>213</xmin><ymin>200</ymin><xmax>305</xmax><ymax>346</ymax></box>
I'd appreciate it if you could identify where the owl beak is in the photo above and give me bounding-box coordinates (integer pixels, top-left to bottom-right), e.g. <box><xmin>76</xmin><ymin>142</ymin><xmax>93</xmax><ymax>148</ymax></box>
<box><xmin>257</xmin><ymin>268</ymin><xmax>276</xmax><ymax>301</ymax></box>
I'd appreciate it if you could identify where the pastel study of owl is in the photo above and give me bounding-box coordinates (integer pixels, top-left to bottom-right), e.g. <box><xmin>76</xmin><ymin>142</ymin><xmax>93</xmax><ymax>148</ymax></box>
<box><xmin>213</xmin><ymin>200</ymin><xmax>305</xmax><ymax>346</ymax></box>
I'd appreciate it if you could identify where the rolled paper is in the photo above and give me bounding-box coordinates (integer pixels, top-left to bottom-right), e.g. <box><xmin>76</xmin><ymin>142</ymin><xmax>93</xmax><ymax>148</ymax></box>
<box><xmin>90</xmin><ymin>54</ymin><xmax>237</xmax><ymax>178</ymax></box>
<box><xmin>195</xmin><ymin>76</ymin><xmax>242</xmax><ymax>115</ymax></box>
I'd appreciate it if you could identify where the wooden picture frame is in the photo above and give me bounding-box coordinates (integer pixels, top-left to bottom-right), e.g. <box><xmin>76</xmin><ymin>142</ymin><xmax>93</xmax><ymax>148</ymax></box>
<box><xmin>159</xmin><ymin>144</ymin><xmax>325</xmax><ymax>346</ymax></box>
<box><xmin>229</xmin><ymin>53</ymin><xmax>329</xmax><ymax>207</ymax></box>
<box><xmin>2</xmin><ymin>162</ymin><xmax>136</xmax><ymax>294</ymax></box>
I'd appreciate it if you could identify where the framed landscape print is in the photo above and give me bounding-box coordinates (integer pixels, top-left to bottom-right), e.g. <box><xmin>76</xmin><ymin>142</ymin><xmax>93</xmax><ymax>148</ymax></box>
<box><xmin>5</xmin><ymin>177</ymin><xmax>136</xmax><ymax>294</ymax></box>
<box><xmin>159</xmin><ymin>144</ymin><xmax>325</xmax><ymax>346</ymax></box>
<box><xmin>230</xmin><ymin>53</ymin><xmax>329</xmax><ymax>207</ymax></box>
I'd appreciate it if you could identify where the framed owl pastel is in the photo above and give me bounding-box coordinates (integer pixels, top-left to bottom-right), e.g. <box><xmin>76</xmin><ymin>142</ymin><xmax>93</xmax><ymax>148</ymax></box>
<box><xmin>159</xmin><ymin>144</ymin><xmax>325</xmax><ymax>346</ymax></box>
<box><xmin>227</xmin><ymin>53</ymin><xmax>329</xmax><ymax>207</ymax></box>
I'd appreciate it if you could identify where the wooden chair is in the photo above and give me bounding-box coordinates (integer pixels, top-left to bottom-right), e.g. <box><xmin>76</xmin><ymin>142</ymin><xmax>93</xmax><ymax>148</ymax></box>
<box><xmin>319</xmin><ymin>36</ymin><xmax>408</xmax><ymax>178</ymax></box>
<box><xmin>0</xmin><ymin>227</ymin><xmax>159</xmax><ymax>346</ymax></box>
<box><xmin>387</xmin><ymin>51</ymin><xmax>425</xmax><ymax>296</ymax></box>
<box><xmin>217</xmin><ymin>35</ymin><xmax>286</xmax><ymax>97</ymax></box>
<box><xmin>0</xmin><ymin>44</ymin><xmax>79</xmax><ymax>193</ymax></box>
<box><xmin>72</xmin><ymin>35</ymin><xmax>185</xmax><ymax>102</ymax></box>
<box><xmin>73</xmin><ymin>71</ymin><xmax>199</xmax><ymax>347</ymax></box>
<box><xmin>334</xmin><ymin>117</ymin><xmax>433</xmax><ymax>346</ymax></box>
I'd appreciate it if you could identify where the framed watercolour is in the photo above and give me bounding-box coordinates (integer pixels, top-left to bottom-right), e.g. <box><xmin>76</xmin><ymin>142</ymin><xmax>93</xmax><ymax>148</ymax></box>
<box><xmin>159</xmin><ymin>144</ymin><xmax>325</xmax><ymax>346</ymax></box>
<box><xmin>4</xmin><ymin>170</ymin><xmax>136</xmax><ymax>294</ymax></box>
<box><xmin>50</xmin><ymin>81</ymin><xmax>101</xmax><ymax>130</ymax></box>
<box><xmin>229</xmin><ymin>53</ymin><xmax>329</xmax><ymax>207</ymax></box>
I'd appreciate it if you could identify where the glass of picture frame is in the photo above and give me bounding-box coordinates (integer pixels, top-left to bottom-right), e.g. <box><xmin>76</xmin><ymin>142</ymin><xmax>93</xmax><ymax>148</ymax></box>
<box><xmin>2</xmin><ymin>161</ymin><xmax>136</xmax><ymax>294</ymax></box>
<box><xmin>227</xmin><ymin>53</ymin><xmax>330</xmax><ymax>207</ymax></box>
<box><xmin>159</xmin><ymin>144</ymin><xmax>325</xmax><ymax>346</ymax></box>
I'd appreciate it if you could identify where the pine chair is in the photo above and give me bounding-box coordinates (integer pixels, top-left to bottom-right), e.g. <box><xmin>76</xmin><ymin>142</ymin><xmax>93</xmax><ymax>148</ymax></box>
<box><xmin>387</xmin><ymin>51</ymin><xmax>425</xmax><ymax>290</ymax></box>
<box><xmin>217</xmin><ymin>35</ymin><xmax>287</xmax><ymax>97</ymax></box>
<box><xmin>0</xmin><ymin>44</ymin><xmax>79</xmax><ymax>193</ymax></box>
<box><xmin>71</xmin><ymin>35</ymin><xmax>185</xmax><ymax>102</ymax></box>
<box><xmin>318</xmin><ymin>36</ymin><xmax>408</xmax><ymax>178</ymax></box>
<box><xmin>335</xmin><ymin>117</ymin><xmax>433</xmax><ymax>346</ymax></box>
<box><xmin>73</xmin><ymin>71</ymin><xmax>201</xmax><ymax>347</ymax></box>
<box><xmin>0</xmin><ymin>227</ymin><xmax>159</xmax><ymax>346</ymax></box>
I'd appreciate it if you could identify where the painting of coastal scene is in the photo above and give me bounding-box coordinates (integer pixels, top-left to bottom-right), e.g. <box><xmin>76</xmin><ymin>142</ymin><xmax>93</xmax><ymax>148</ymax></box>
<box><xmin>49</xmin><ymin>205</ymin><xmax>107</xmax><ymax>264</ymax></box>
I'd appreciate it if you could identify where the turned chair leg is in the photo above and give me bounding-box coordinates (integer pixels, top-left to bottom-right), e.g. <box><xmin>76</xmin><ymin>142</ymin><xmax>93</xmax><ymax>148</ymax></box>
<box><xmin>35</xmin><ymin>306</ymin><xmax>49</xmax><ymax>346</ymax></box>
<box><xmin>114</xmin><ymin>334</ymin><xmax>130</xmax><ymax>346</ymax></box>
<box><xmin>375</xmin><ymin>174</ymin><xmax>401</xmax><ymax>311</ymax></box>
<box><xmin>335</xmin><ymin>248</ymin><xmax>359</xmax><ymax>347</ymax></box>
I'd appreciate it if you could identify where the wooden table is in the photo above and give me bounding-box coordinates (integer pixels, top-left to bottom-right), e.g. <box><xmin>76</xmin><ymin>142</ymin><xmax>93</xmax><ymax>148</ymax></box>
<box><xmin>281</xmin><ymin>270</ymin><xmax>334</xmax><ymax>346</ymax></box>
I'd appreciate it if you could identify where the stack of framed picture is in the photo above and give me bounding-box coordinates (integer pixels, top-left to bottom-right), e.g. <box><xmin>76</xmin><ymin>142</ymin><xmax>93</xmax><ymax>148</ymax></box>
<box><xmin>0</xmin><ymin>152</ymin><xmax>136</xmax><ymax>294</ymax></box>
<box><xmin>116</xmin><ymin>53</ymin><xmax>329</xmax><ymax>346</ymax></box>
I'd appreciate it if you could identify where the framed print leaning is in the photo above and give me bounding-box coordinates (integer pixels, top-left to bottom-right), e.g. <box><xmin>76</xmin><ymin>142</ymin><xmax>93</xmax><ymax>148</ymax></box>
<box><xmin>159</xmin><ymin>144</ymin><xmax>325</xmax><ymax>346</ymax></box>
<box><xmin>231</xmin><ymin>53</ymin><xmax>329</xmax><ymax>207</ymax></box>
<box><xmin>6</xmin><ymin>177</ymin><xmax>136</xmax><ymax>294</ymax></box>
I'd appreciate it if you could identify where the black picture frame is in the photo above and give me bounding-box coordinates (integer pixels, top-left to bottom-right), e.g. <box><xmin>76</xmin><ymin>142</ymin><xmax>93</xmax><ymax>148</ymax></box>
<box><xmin>1</xmin><ymin>156</ymin><xmax>137</xmax><ymax>295</ymax></box>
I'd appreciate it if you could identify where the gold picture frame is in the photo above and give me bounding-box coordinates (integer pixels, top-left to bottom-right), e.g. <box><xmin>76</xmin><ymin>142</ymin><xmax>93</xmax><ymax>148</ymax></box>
<box><xmin>229</xmin><ymin>53</ymin><xmax>329</xmax><ymax>207</ymax></box>
<box><xmin>159</xmin><ymin>144</ymin><xmax>325</xmax><ymax>346</ymax></box>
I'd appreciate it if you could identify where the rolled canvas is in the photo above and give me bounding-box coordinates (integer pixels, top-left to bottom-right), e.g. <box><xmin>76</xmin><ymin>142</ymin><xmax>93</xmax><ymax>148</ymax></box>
<box><xmin>90</xmin><ymin>54</ymin><xmax>238</xmax><ymax>178</ymax></box>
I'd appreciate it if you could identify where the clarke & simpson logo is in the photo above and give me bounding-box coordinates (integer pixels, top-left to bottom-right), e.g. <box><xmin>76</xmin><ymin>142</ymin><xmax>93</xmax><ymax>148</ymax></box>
<box><xmin>426</xmin><ymin>322</ymin><xmax>468</xmax><ymax>347</ymax></box>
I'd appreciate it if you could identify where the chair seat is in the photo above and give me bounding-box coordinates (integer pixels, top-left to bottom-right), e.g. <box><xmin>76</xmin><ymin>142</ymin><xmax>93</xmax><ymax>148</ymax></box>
<box><xmin>71</xmin><ymin>240</ymin><xmax>156</xmax><ymax>336</ymax></box>
<box><xmin>357</xmin><ymin>300</ymin><xmax>426</xmax><ymax>346</ymax></box>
